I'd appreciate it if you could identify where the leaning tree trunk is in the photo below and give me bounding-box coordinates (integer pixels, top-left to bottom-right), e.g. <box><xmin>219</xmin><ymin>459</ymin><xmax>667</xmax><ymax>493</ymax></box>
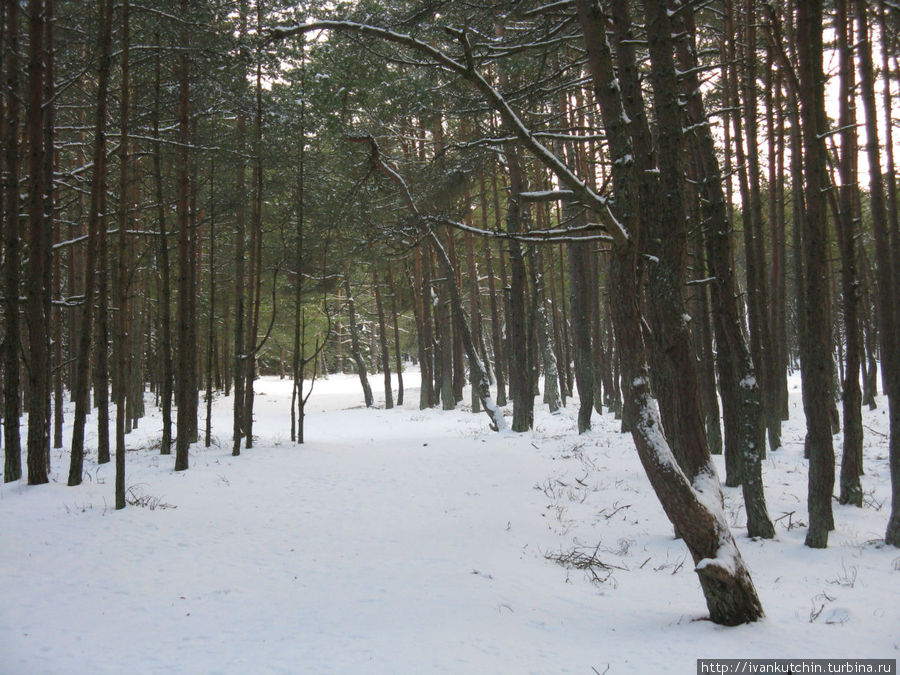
<box><xmin>575</xmin><ymin>0</ymin><xmax>766</xmax><ymax>622</ymax></box>
<box><xmin>674</xmin><ymin>0</ymin><xmax>773</xmax><ymax>537</ymax></box>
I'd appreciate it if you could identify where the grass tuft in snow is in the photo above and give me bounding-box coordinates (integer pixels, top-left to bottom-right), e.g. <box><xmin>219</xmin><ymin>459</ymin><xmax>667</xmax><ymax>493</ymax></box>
<box><xmin>545</xmin><ymin>541</ymin><xmax>628</xmax><ymax>586</ymax></box>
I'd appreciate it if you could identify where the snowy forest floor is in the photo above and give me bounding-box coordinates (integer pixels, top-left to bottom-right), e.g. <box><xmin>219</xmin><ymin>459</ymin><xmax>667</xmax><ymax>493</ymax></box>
<box><xmin>2</xmin><ymin>370</ymin><xmax>899</xmax><ymax>674</ymax></box>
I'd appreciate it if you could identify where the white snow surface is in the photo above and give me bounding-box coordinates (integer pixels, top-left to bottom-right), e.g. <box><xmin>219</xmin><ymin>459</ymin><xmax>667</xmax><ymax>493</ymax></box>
<box><xmin>2</xmin><ymin>371</ymin><xmax>898</xmax><ymax>673</ymax></box>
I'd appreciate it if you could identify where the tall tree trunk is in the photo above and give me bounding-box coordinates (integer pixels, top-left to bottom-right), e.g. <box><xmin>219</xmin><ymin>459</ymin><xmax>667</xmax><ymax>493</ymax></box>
<box><xmin>533</xmin><ymin>249</ymin><xmax>560</xmax><ymax>413</ymax></box>
<box><xmin>739</xmin><ymin>0</ymin><xmax>781</xmax><ymax>454</ymax></box>
<box><xmin>567</xmin><ymin>230</ymin><xmax>593</xmax><ymax>433</ymax></box>
<box><xmin>3</xmin><ymin>0</ymin><xmax>21</xmax><ymax>482</ymax></box>
<box><xmin>69</xmin><ymin>0</ymin><xmax>114</xmax><ymax>486</ymax></box>
<box><xmin>387</xmin><ymin>264</ymin><xmax>404</xmax><ymax>406</ymax></box>
<box><xmin>465</xmin><ymin>229</ymin><xmax>483</xmax><ymax>413</ymax></box>
<box><xmin>855</xmin><ymin>0</ymin><xmax>900</xmax><ymax>546</ymax></box>
<box><xmin>232</xmin><ymin>0</ymin><xmax>249</xmax><ymax>456</ymax></box>
<box><xmin>419</xmin><ymin>243</ymin><xmax>435</xmax><ymax>407</ymax></box>
<box><xmin>24</xmin><ymin>0</ymin><xmax>49</xmax><ymax>484</ymax></box>
<box><xmin>675</xmin><ymin>0</ymin><xmax>773</xmax><ymax>535</ymax></box>
<box><xmin>152</xmin><ymin>32</ymin><xmax>173</xmax><ymax>456</ymax></box>
<box><xmin>42</xmin><ymin>0</ymin><xmax>55</xmax><ymax>470</ymax></box>
<box><xmin>174</xmin><ymin>0</ymin><xmax>192</xmax><ymax>472</ymax></box>
<box><xmin>483</xmin><ymin>235</ymin><xmax>506</xmax><ymax>406</ymax></box>
<box><xmin>835</xmin><ymin>0</ymin><xmax>863</xmax><ymax>507</ymax></box>
<box><xmin>205</xmin><ymin>160</ymin><xmax>216</xmax><ymax>448</ymax></box>
<box><xmin>573</xmin><ymin>0</ymin><xmax>765</xmax><ymax>622</ymax></box>
<box><xmin>114</xmin><ymin>0</ymin><xmax>130</xmax><ymax>509</ymax></box>
<box><xmin>373</xmin><ymin>267</ymin><xmax>393</xmax><ymax>409</ymax></box>
<box><xmin>797</xmin><ymin>0</ymin><xmax>837</xmax><ymax>548</ymax></box>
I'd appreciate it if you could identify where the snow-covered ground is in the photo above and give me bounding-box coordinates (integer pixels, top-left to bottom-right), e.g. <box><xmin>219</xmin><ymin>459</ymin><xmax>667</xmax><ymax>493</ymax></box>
<box><xmin>1</xmin><ymin>370</ymin><xmax>898</xmax><ymax>673</ymax></box>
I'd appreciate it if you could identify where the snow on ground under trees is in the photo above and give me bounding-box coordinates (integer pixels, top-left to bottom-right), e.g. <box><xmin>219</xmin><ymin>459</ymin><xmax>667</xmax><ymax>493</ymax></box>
<box><xmin>1</xmin><ymin>370</ymin><xmax>898</xmax><ymax>673</ymax></box>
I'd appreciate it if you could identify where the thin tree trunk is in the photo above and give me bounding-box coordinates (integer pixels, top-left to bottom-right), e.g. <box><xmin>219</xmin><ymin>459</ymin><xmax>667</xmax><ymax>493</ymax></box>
<box><xmin>387</xmin><ymin>264</ymin><xmax>404</xmax><ymax>406</ymax></box>
<box><xmin>152</xmin><ymin>32</ymin><xmax>173</xmax><ymax>456</ymax></box>
<box><xmin>835</xmin><ymin>0</ymin><xmax>863</xmax><ymax>507</ymax></box>
<box><xmin>114</xmin><ymin>0</ymin><xmax>130</xmax><ymax>509</ymax></box>
<box><xmin>232</xmin><ymin>0</ymin><xmax>248</xmax><ymax>456</ymax></box>
<box><xmin>205</xmin><ymin>160</ymin><xmax>216</xmax><ymax>448</ymax></box>
<box><xmin>174</xmin><ymin>0</ymin><xmax>191</xmax><ymax>472</ymax></box>
<box><xmin>373</xmin><ymin>267</ymin><xmax>393</xmax><ymax>409</ymax></box>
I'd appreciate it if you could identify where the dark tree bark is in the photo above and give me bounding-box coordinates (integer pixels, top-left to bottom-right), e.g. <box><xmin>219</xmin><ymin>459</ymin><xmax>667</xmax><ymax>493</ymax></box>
<box><xmin>174</xmin><ymin>0</ymin><xmax>192</xmax><ymax>472</ymax></box>
<box><xmin>43</xmin><ymin>0</ymin><xmax>56</xmax><ymax>469</ymax></box>
<box><xmin>855</xmin><ymin>0</ymin><xmax>900</xmax><ymax>546</ymax></box>
<box><xmin>205</xmin><ymin>160</ymin><xmax>216</xmax><ymax>448</ymax></box>
<box><xmin>534</xmin><ymin>249</ymin><xmax>560</xmax><ymax>414</ymax></box>
<box><xmin>575</xmin><ymin>0</ymin><xmax>765</xmax><ymax>622</ymax></box>
<box><xmin>797</xmin><ymin>0</ymin><xmax>836</xmax><ymax>548</ymax></box>
<box><xmin>434</xmin><ymin>243</ymin><xmax>455</xmax><ymax>411</ymax></box>
<box><xmin>373</xmin><ymin>267</ymin><xmax>393</xmax><ymax>409</ymax></box>
<box><xmin>24</xmin><ymin>0</ymin><xmax>50</xmax><ymax>484</ymax></box>
<box><xmin>418</xmin><ymin>243</ymin><xmax>435</xmax><ymax>408</ymax></box>
<box><xmin>567</xmin><ymin>229</ymin><xmax>593</xmax><ymax>434</ymax></box>
<box><xmin>504</xmin><ymin>148</ymin><xmax>533</xmax><ymax>432</ymax></box>
<box><xmin>69</xmin><ymin>0</ymin><xmax>113</xmax><ymax>487</ymax></box>
<box><xmin>409</xmin><ymin>249</ymin><xmax>431</xmax><ymax>409</ymax></box>
<box><xmin>674</xmin><ymin>0</ymin><xmax>772</xmax><ymax>536</ymax></box>
<box><xmin>387</xmin><ymin>264</ymin><xmax>403</xmax><ymax>406</ymax></box>
<box><xmin>232</xmin><ymin>0</ymin><xmax>249</xmax><ymax>456</ymax></box>
<box><xmin>835</xmin><ymin>0</ymin><xmax>863</xmax><ymax>507</ymax></box>
<box><xmin>483</xmin><ymin>233</ymin><xmax>506</xmax><ymax>407</ymax></box>
<box><xmin>465</xmin><ymin>229</ymin><xmax>483</xmax><ymax>413</ymax></box>
<box><xmin>3</xmin><ymin>0</ymin><xmax>21</xmax><ymax>482</ymax></box>
<box><xmin>113</xmin><ymin>0</ymin><xmax>130</xmax><ymax>509</ymax></box>
<box><xmin>152</xmin><ymin>32</ymin><xmax>173</xmax><ymax>456</ymax></box>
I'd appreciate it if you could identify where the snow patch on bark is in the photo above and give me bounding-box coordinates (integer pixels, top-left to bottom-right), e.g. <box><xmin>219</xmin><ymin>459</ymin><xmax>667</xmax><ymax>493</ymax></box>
<box><xmin>695</xmin><ymin>540</ymin><xmax>739</xmax><ymax>578</ymax></box>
